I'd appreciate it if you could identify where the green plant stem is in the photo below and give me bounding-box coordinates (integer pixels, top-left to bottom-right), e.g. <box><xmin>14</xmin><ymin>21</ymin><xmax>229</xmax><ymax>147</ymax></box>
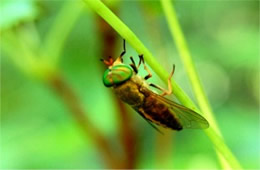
<box><xmin>83</xmin><ymin>0</ymin><xmax>242</xmax><ymax>169</ymax></box>
<box><xmin>160</xmin><ymin>0</ymin><xmax>242</xmax><ymax>169</ymax></box>
<box><xmin>42</xmin><ymin>0</ymin><xmax>83</xmax><ymax>65</ymax></box>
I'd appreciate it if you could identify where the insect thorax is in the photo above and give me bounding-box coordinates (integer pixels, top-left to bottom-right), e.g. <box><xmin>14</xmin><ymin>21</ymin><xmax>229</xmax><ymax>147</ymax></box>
<box><xmin>113</xmin><ymin>75</ymin><xmax>148</xmax><ymax>107</ymax></box>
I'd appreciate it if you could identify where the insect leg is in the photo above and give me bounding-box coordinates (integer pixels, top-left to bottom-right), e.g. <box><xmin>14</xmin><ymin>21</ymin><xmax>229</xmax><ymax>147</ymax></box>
<box><xmin>130</xmin><ymin>56</ymin><xmax>138</xmax><ymax>73</ymax></box>
<box><xmin>161</xmin><ymin>64</ymin><xmax>175</xmax><ymax>96</ymax></box>
<box><xmin>149</xmin><ymin>65</ymin><xmax>175</xmax><ymax>96</ymax></box>
<box><xmin>137</xmin><ymin>55</ymin><xmax>142</xmax><ymax>69</ymax></box>
<box><xmin>149</xmin><ymin>83</ymin><xmax>165</xmax><ymax>91</ymax></box>
<box><xmin>138</xmin><ymin>54</ymin><xmax>152</xmax><ymax>80</ymax></box>
<box><xmin>119</xmin><ymin>39</ymin><xmax>126</xmax><ymax>62</ymax></box>
<box><xmin>149</xmin><ymin>83</ymin><xmax>171</xmax><ymax>96</ymax></box>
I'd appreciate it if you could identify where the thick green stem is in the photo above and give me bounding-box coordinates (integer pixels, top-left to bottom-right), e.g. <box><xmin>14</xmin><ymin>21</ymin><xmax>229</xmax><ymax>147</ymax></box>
<box><xmin>83</xmin><ymin>0</ymin><xmax>242</xmax><ymax>169</ymax></box>
<box><xmin>83</xmin><ymin>0</ymin><xmax>192</xmax><ymax>110</ymax></box>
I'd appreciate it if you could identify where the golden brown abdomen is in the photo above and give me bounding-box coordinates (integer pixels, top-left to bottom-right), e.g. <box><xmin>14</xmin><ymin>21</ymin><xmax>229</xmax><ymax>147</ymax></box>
<box><xmin>142</xmin><ymin>95</ymin><xmax>183</xmax><ymax>130</ymax></box>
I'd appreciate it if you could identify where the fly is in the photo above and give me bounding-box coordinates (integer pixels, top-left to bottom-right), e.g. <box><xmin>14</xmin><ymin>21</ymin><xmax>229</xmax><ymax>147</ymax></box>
<box><xmin>101</xmin><ymin>40</ymin><xmax>209</xmax><ymax>131</ymax></box>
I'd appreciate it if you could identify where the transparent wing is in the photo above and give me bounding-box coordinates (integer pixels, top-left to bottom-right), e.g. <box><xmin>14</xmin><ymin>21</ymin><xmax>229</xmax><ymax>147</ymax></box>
<box><xmin>150</xmin><ymin>92</ymin><xmax>209</xmax><ymax>129</ymax></box>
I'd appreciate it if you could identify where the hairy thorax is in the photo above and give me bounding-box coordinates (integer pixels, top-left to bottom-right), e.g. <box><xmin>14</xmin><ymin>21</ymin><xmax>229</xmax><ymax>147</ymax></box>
<box><xmin>113</xmin><ymin>75</ymin><xmax>148</xmax><ymax>107</ymax></box>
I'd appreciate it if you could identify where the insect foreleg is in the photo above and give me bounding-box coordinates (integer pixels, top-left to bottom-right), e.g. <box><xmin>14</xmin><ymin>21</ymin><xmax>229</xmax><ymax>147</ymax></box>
<box><xmin>137</xmin><ymin>55</ymin><xmax>142</xmax><ymax>69</ymax></box>
<box><xmin>119</xmin><ymin>39</ymin><xmax>126</xmax><ymax>62</ymax></box>
<box><xmin>138</xmin><ymin>54</ymin><xmax>152</xmax><ymax>80</ymax></box>
<box><xmin>130</xmin><ymin>56</ymin><xmax>138</xmax><ymax>73</ymax></box>
<box><xmin>114</xmin><ymin>39</ymin><xmax>126</xmax><ymax>64</ymax></box>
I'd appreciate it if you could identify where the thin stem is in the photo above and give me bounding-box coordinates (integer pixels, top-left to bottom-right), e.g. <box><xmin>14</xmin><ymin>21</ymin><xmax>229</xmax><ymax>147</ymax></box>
<box><xmin>83</xmin><ymin>0</ymin><xmax>242</xmax><ymax>169</ymax></box>
<box><xmin>161</xmin><ymin>0</ymin><xmax>242</xmax><ymax>169</ymax></box>
<box><xmin>2</xmin><ymin>6</ymin><xmax>118</xmax><ymax>166</ymax></box>
<box><xmin>161</xmin><ymin>0</ymin><xmax>220</xmax><ymax>133</ymax></box>
<box><xmin>116</xmin><ymin>99</ymin><xmax>138</xmax><ymax>168</ymax></box>
<box><xmin>42</xmin><ymin>0</ymin><xmax>83</xmax><ymax>65</ymax></box>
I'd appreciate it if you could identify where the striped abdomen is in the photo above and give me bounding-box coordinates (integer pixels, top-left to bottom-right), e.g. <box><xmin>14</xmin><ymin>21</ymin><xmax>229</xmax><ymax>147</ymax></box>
<box><xmin>137</xmin><ymin>92</ymin><xmax>183</xmax><ymax>131</ymax></box>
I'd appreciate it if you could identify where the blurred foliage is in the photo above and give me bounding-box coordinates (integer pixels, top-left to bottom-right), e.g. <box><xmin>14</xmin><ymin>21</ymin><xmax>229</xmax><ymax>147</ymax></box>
<box><xmin>1</xmin><ymin>0</ymin><xmax>38</xmax><ymax>29</ymax></box>
<box><xmin>1</xmin><ymin>0</ymin><xmax>259</xmax><ymax>169</ymax></box>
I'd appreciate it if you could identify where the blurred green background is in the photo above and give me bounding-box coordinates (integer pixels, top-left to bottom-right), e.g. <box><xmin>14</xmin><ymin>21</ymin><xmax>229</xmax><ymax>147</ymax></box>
<box><xmin>1</xmin><ymin>0</ymin><xmax>259</xmax><ymax>169</ymax></box>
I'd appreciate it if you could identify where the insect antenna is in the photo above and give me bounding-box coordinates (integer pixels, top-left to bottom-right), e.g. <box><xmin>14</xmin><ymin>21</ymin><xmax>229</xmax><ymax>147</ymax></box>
<box><xmin>100</xmin><ymin>56</ymin><xmax>114</xmax><ymax>66</ymax></box>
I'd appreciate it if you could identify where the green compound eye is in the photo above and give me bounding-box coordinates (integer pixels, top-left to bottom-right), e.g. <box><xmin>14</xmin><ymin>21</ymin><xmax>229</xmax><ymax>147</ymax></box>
<box><xmin>103</xmin><ymin>64</ymin><xmax>133</xmax><ymax>87</ymax></box>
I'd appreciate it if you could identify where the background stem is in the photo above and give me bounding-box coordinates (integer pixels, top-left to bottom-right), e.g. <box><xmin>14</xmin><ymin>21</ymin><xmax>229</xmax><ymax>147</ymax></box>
<box><xmin>2</xmin><ymin>3</ymin><xmax>119</xmax><ymax>166</ymax></box>
<box><xmin>160</xmin><ymin>0</ymin><xmax>242</xmax><ymax>169</ymax></box>
<box><xmin>97</xmin><ymin>6</ymin><xmax>138</xmax><ymax>167</ymax></box>
<box><xmin>160</xmin><ymin>0</ymin><xmax>220</xmax><ymax>133</ymax></box>
<box><xmin>47</xmin><ymin>73</ymin><xmax>118</xmax><ymax>168</ymax></box>
<box><xmin>42</xmin><ymin>1</ymin><xmax>84</xmax><ymax>66</ymax></box>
